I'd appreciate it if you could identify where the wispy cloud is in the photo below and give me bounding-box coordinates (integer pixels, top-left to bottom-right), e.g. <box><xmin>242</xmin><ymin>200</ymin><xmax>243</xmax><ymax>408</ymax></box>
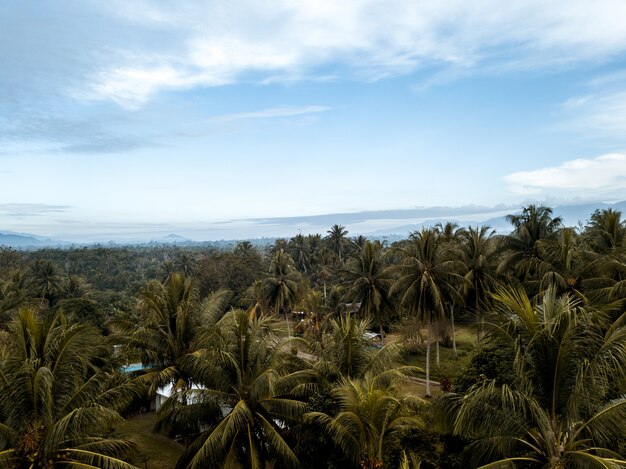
<box><xmin>559</xmin><ymin>88</ymin><xmax>626</xmax><ymax>141</ymax></box>
<box><xmin>504</xmin><ymin>153</ymin><xmax>626</xmax><ymax>198</ymax></box>
<box><xmin>84</xmin><ymin>1</ymin><xmax>626</xmax><ymax>107</ymax></box>
<box><xmin>0</xmin><ymin>204</ymin><xmax>72</xmax><ymax>217</ymax></box>
<box><xmin>205</xmin><ymin>105</ymin><xmax>332</xmax><ymax>123</ymax></box>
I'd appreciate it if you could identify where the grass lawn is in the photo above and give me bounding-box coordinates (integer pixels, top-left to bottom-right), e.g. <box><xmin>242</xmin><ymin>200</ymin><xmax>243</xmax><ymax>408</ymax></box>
<box><xmin>118</xmin><ymin>412</ymin><xmax>184</xmax><ymax>469</ymax></box>
<box><xmin>397</xmin><ymin>323</ymin><xmax>478</xmax><ymax>386</ymax></box>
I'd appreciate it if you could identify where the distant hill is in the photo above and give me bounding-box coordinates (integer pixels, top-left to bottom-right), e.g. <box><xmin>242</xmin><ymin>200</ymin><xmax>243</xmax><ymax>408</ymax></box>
<box><xmin>2</xmin><ymin>200</ymin><xmax>625</xmax><ymax>248</ymax></box>
<box><xmin>363</xmin><ymin>201</ymin><xmax>626</xmax><ymax>238</ymax></box>
<box><xmin>0</xmin><ymin>232</ymin><xmax>47</xmax><ymax>248</ymax></box>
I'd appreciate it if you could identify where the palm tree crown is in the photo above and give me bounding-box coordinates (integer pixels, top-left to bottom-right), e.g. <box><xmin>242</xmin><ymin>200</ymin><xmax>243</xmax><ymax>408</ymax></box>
<box><xmin>0</xmin><ymin>308</ymin><xmax>137</xmax><ymax>469</ymax></box>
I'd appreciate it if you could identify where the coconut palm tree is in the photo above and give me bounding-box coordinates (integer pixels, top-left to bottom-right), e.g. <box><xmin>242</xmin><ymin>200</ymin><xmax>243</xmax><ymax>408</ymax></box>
<box><xmin>586</xmin><ymin>208</ymin><xmax>626</xmax><ymax>256</ymax></box>
<box><xmin>343</xmin><ymin>241</ymin><xmax>392</xmax><ymax>344</ymax></box>
<box><xmin>497</xmin><ymin>204</ymin><xmax>562</xmax><ymax>283</ymax></box>
<box><xmin>326</xmin><ymin>225</ymin><xmax>349</xmax><ymax>264</ymax></box>
<box><xmin>0</xmin><ymin>308</ymin><xmax>138</xmax><ymax>468</ymax></box>
<box><xmin>31</xmin><ymin>259</ymin><xmax>62</xmax><ymax>307</ymax></box>
<box><xmin>289</xmin><ymin>233</ymin><xmax>310</xmax><ymax>274</ymax></box>
<box><xmin>435</xmin><ymin>286</ymin><xmax>626</xmax><ymax>468</ymax></box>
<box><xmin>583</xmin><ymin>209</ymin><xmax>626</xmax><ymax>303</ymax></box>
<box><xmin>260</xmin><ymin>249</ymin><xmax>301</xmax><ymax>321</ymax></box>
<box><xmin>112</xmin><ymin>273</ymin><xmax>230</xmax><ymax>395</ymax></box>
<box><xmin>155</xmin><ymin>309</ymin><xmax>313</xmax><ymax>469</ymax></box>
<box><xmin>389</xmin><ymin>228</ymin><xmax>463</xmax><ymax>397</ymax></box>
<box><xmin>306</xmin><ymin>373</ymin><xmax>424</xmax><ymax>469</ymax></box>
<box><xmin>0</xmin><ymin>270</ymin><xmax>30</xmax><ymax>324</ymax></box>
<box><xmin>457</xmin><ymin>226</ymin><xmax>498</xmax><ymax>343</ymax></box>
<box><xmin>315</xmin><ymin>315</ymin><xmax>415</xmax><ymax>386</ymax></box>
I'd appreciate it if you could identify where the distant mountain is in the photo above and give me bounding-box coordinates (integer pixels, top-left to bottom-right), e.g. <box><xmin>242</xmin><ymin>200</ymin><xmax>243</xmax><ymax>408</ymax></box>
<box><xmin>2</xmin><ymin>200</ymin><xmax>625</xmax><ymax>248</ymax></box>
<box><xmin>0</xmin><ymin>232</ymin><xmax>47</xmax><ymax>248</ymax></box>
<box><xmin>362</xmin><ymin>201</ymin><xmax>626</xmax><ymax>238</ymax></box>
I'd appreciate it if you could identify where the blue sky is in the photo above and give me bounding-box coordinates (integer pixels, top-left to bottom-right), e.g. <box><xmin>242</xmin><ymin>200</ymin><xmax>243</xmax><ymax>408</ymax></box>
<box><xmin>2</xmin><ymin>1</ymin><xmax>626</xmax><ymax>240</ymax></box>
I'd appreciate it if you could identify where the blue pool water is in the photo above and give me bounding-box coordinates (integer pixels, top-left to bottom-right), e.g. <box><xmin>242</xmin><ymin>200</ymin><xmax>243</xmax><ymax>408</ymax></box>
<box><xmin>121</xmin><ymin>363</ymin><xmax>145</xmax><ymax>373</ymax></box>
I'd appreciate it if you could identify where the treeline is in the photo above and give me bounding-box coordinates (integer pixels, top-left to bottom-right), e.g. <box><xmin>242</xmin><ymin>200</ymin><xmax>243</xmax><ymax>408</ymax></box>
<box><xmin>0</xmin><ymin>204</ymin><xmax>625</xmax><ymax>468</ymax></box>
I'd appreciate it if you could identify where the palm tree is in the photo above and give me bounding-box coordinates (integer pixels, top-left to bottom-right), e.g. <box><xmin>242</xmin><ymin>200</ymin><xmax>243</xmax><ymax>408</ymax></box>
<box><xmin>0</xmin><ymin>308</ymin><xmax>138</xmax><ymax>468</ymax></box>
<box><xmin>155</xmin><ymin>309</ymin><xmax>313</xmax><ymax>469</ymax></box>
<box><xmin>315</xmin><ymin>315</ymin><xmax>414</xmax><ymax>385</ymax></box>
<box><xmin>497</xmin><ymin>204</ymin><xmax>562</xmax><ymax>282</ymax></box>
<box><xmin>306</xmin><ymin>373</ymin><xmax>424</xmax><ymax>468</ymax></box>
<box><xmin>586</xmin><ymin>208</ymin><xmax>626</xmax><ymax>255</ymax></box>
<box><xmin>343</xmin><ymin>241</ymin><xmax>392</xmax><ymax>344</ymax></box>
<box><xmin>326</xmin><ymin>224</ymin><xmax>349</xmax><ymax>263</ymax></box>
<box><xmin>390</xmin><ymin>228</ymin><xmax>463</xmax><ymax>397</ymax></box>
<box><xmin>260</xmin><ymin>249</ymin><xmax>301</xmax><ymax>321</ymax></box>
<box><xmin>0</xmin><ymin>270</ymin><xmax>30</xmax><ymax>324</ymax></box>
<box><xmin>112</xmin><ymin>273</ymin><xmax>230</xmax><ymax>395</ymax></box>
<box><xmin>289</xmin><ymin>233</ymin><xmax>310</xmax><ymax>274</ymax></box>
<box><xmin>457</xmin><ymin>226</ymin><xmax>498</xmax><ymax>343</ymax></box>
<box><xmin>435</xmin><ymin>286</ymin><xmax>626</xmax><ymax>468</ymax></box>
<box><xmin>533</xmin><ymin>227</ymin><xmax>603</xmax><ymax>302</ymax></box>
<box><xmin>583</xmin><ymin>209</ymin><xmax>626</xmax><ymax>301</ymax></box>
<box><xmin>31</xmin><ymin>259</ymin><xmax>62</xmax><ymax>306</ymax></box>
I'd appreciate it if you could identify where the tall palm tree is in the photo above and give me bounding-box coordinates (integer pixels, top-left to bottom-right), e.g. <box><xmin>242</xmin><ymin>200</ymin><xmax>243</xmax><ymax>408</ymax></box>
<box><xmin>155</xmin><ymin>309</ymin><xmax>313</xmax><ymax>469</ymax></box>
<box><xmin>326</xmin><ymin>224</ymin><xmax>349</xmax><ymax>264</ymax></box>
<box><xmin>435</xmin><ymin>286</ymin><xmax>626</xmax><ymax>468</ymax></box>
<box><xmin>497</xmin><ymin>204</ymin><xmax>562</xmax><ymax>282</ymax></box>
<box><xmin>0</xmin><ymin>270</ymin><xmax>30</xmax><ymax>324</ymax></box>
<box><xmin>586</xmin><ymin>208</ymin><xmax>626</xmax><ymax>255</ymax></box>
<box><xmin>31</xmin><ymin>260</ymin><xmax>62</xmax><ymax>307</ymax></box>
<box><xmin>457</xmin><ymin>226</ymin><xmax>498</xmax><ymax>343</ymax></box>
<box><xmin>306</xmin><ymin>373</ymin><xmax>424</xmax><ymax>469</ymax></box>
<box><xmin>390</xmin><ymin>228</ymin><xmax>463</xmax><ymax>397</ymax></box>
<box><xmin>260</xmin><ymin>249</ymin><xmax>301</xmax><ymax>321</ymax></box>
<box><xmin>315</xmin><ymin>315</ymin><xmax>415</xmax><ymax>385</ymax></box>
<box><xmin>343</xmin><ymin>241</ymin><xmax>392</xmax><ymax>344</ymax></box>
<box><xmin>113</xmin><ymin>273</ymin><xmax>230</xmax><ymax>395</ymax></box>
<box><xmin>583</xmin><ymin>209</ymin><xmax>626</xmax><ymax>301</ymax></box>
<box><xmin>0</xmin><ymin>308</ymin><xmax>138</xmax><ymax>468</ymax></box>
<box><xmin>289</xmin><ymin>233</ymin><xmax>310</xmax><ymax>274</ymax></box>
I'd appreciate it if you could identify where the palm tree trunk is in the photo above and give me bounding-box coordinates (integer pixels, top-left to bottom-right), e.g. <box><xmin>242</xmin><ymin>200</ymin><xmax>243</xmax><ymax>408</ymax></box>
<box><xmin>425</xmin><ymin>314</ymin><xmax>432</xmax><ymax>398</ymax></box>
<box><xmin>435</xmin><ymin>320</ymin><xmax>440</xmax><ymax>368</ymax></box>
<box><xmin>451</xmin><ymin>305</ymin><xmax>458</xmax><ymax>359</ymax></box>
<box><xmin>379</xmin><ymin>320</ymin><xmax>385</xmax><ymax>346</ymax></box>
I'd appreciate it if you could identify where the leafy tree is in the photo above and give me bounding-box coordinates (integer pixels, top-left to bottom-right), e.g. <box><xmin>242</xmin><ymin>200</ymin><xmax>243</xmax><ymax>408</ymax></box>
<box><xmin>457</xmin><ymin>226</ymin><xmax>498</xmax><ymax>343</ymax></box>
<box><xmin>326</xmin><ymin>225</ymin><xmax>349</xmax><ymax>264</ymax></box>
<box><xmin>112</xmin><ymin>273</ymin><xmax>230</xmax><ymax>395</ymax></box>
<box><xmin>435</xmin><ymin>286</ymin><xmax>626</xmax><ymax>468</ymax></box>
<box><xmin>343</xmin><ymin>241</ymin><xmax>392</xmax><ymax>344</ymax></box>
<box><xmin>289</xmin><ymin>233</ymin><xmax>310</xmax><ymax>274</ymax></box>
<box><xmin>315</xmin><ymin>315</ymin><xmax>413</xmax><ymax>384</ymax></box>
<box><xmin>306</xmin><ymin>373</ymin><xmax>424</xmax><ymax>469</ymax></box>
<box><xmin>260</xmin><ymin>249</ymin><xmax>301</xmax><ymax>320</ymax></box>
<box><xmin>498</xmin><ymin>204</ymin><xmax>562</xmax><ymax>282</ymax></box>
<box><xmin>31</xmin><ymin>260</ymin><xmax>62</xmax><ymax>307</ymax></box>
<box><xmin>390</xmin><ymin>229</ymin><xmax>463</xmax><ymax>396</ymax></box>
<box><xmin>0</xmin><ymin>308</ymin><xmax>137</xmax><ymax>468</ymax></box>
<box><xmin>156</xmin><ymin>309</ymin><xmax>313</xmax><ymax>469</ymax></box>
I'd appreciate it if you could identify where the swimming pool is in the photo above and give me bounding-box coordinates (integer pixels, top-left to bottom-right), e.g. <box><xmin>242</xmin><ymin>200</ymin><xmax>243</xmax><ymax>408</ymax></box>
<box><xmin>121</xmin><ymin>363</ymin><xmax>146</xmax><ymax>373</ymax></box>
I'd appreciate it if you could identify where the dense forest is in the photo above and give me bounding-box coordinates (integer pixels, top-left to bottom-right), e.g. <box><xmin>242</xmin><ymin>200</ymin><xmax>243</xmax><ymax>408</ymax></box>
<box><xmin>1</xmin><ymin>204</ymin><xmax>625</xmax><ymax>468</ymax></box>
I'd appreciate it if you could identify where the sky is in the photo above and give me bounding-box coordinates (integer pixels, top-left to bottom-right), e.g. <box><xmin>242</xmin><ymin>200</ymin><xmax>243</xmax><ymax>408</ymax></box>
<box><xmin>2</xmin><ymin>1</ymin><xmax>626</xmax><ymax>241</ymax></box>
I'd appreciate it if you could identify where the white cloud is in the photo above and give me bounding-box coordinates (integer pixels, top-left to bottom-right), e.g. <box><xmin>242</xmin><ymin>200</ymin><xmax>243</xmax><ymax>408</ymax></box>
<box><xmin>560</xmin><ymin>89</ymin><xmax>626</xmax><ymax>140</ymax></box>
<box><xmin>504</xmin><ymin>153</ymin><xmax>626</xmax><ymax>198</ymax></box>
<box><xmin>86</xmin><ymin>0</ymin><xmax>626</xmax><ymax>107</ymax></box>
<box><xmin>205</xmin><ymin>105</ymin><xmax>331</xmax><ymax>123</ymax></box>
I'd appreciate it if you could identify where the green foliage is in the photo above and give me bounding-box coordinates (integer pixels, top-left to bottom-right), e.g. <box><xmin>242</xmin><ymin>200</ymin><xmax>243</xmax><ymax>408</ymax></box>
<box><xmin>0</xmin><ymin>308</ymin><xmax>139</xmax><ymax>468</ymax></box>
<box><xmin>453</xmin><ymin>344</ymin><xmax>516</xmax><ymax>394</ymax></box>
<box><xmin>434</xmin><ymin>286</ymin><xmax>626</xmax><ymax>468</ymax></box>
